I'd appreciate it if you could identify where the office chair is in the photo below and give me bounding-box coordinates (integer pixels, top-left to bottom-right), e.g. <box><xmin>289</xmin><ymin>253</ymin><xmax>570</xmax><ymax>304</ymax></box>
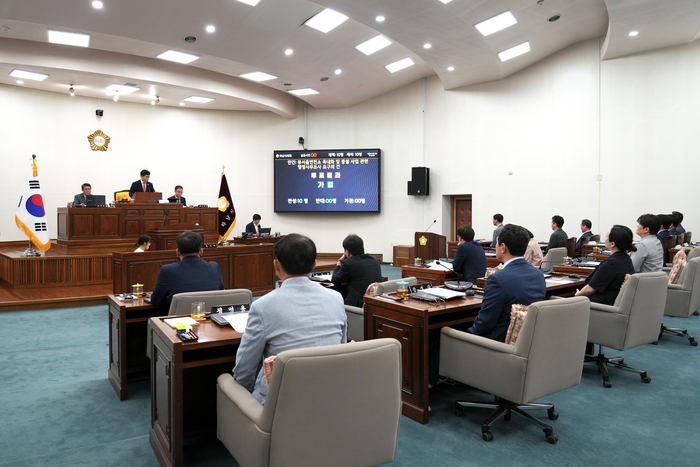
<box><xmin>439</xmin><ymin>297</ymin><xmax>590</xmax><ymax>443</ymax></box>
<box><xmin>540</xmin><ymin>247</ymin><xmax>566</xmax><ymax>273</ymax></box>
<box><xmin>659</xmin><ymin>257</ymin><xmax>700</xmax><ymax>346</ymax></box>
<box><xmin>590</xmin><ymin>234</ymin><xmax>601</xmax><ymax>243</ymax></box>
<box><xmin>684</xmin><ymin>232</ymin><xmax>692</xmax><ymax>244</ymax></box>
<box><xmin>565</xmin><ymin>237</ymin><xmax>576</xmax><ymax>257</ymax></box>
<box><xmin>663</xmin><ymin>235</ymin><xmax>677</xmax><ymax>266</ymax></box>
<box><xmin>585</xmin><ymin>272</ymin><xmax>667</xmax><ymax>387</ymax></box>
<box><xmin>217</xmin><ymin>339</ymin><xmax>402</xmax><ymax>467</ymax></box>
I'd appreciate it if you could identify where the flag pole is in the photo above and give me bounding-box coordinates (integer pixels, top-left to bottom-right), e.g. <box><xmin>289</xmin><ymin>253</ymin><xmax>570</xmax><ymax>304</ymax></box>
<box><xmin>21</xmin><ymin>155</ymin><xmax>42</xmax><ymax>257</ymax></box>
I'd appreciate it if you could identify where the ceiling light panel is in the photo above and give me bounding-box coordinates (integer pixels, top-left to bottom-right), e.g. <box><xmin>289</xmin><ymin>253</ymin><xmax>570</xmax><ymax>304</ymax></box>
<box><xmin>289</xmin><ymin>88</ymin><xmax>319</xmax><ymax>96</ymax></box>
<box><xmin>305</xmin><ymin>8</ymin><xmax>349</xmax><ymax>33</ymax></box>
<box><xmin>240</xmin><ymin>71</ymin><xmax>278</xmax><ymax>82</ymax></box>
<box><xmin>236</xmin><ymin>0</ymin><xmax>261</xmax><ymax>6</ymax></box>
<box><xmin>48</xmin><ymin>30</ymin><xmax>90</xmax><ymax>47</ymax></box>
<box><xmin>385</xmin><ymin>57</ymin><xmax>414</xmax><ymax>73</ymax></box>
<box><xmin>157</xmin><ymin>50</ymin><xmax>200</xmax><ymax>64</ymax></box>
<box><xmin>106</xmin><ymin>84</ymin><xmax>140</xmax><ymax>93</ymax></box>
<box><xmin>355</xmin><ymin>35</ymin><xmax>392</xmax><ymax>56</ymax></box>
<box><xmin>184</xmin><ymin>96</ymin><xmax>215</xmax><ymax>103</ymax></box>
<box><xmin>475</xmin><ymin>11</ymin><xmax>518</xmax><ymax>37</ymax></box>
<box><xmin>10</xmin><ymin>69</ymin><xmax>49</xmax><ymax>81</ymax></box>
<box><xmin>498</xmin><ymin>41</ymin><xmax>530</xmax><ymax>62</ymax></box>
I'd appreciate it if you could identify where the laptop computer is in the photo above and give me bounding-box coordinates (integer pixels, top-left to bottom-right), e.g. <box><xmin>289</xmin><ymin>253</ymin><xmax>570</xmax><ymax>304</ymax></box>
<box><xmin>210</xmin><ymin>303</ymin><xmax>250</xmax><ymax>326</ymax></box>
<box><xmin>259</xmin><ymin>228</ymin><xmax>272</xmax><ymax>236</ymax></box>
<box><xmin>85</xmin><ymin>195</ymin><xmax>106</xmax><ymax>207</ymax></box>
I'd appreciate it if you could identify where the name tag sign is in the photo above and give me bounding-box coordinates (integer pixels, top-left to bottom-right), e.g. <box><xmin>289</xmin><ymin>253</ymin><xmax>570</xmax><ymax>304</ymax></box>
<box><xmin>409</xmin><ymin>283</ymin><xmax>433</xmax><ymax>293</ymax></box>
<box><xmin>211</xmin><ymin>303</ymin><xmax>250</xmax><ymax>314</ymax></box>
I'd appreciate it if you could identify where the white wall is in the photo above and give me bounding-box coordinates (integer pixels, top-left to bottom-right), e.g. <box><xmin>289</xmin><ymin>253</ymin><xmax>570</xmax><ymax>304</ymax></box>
<box><xmin>2</xmin><ymin>36</ymin><xmax>699</xmax><ymax>259</ymax></box>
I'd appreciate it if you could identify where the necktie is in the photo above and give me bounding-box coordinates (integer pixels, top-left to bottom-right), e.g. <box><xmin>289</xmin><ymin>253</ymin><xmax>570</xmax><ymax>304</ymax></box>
<box><xmin>143</xmin><ymin>182</ymin><xmax>146</xmax><ymax>192</ymax></box>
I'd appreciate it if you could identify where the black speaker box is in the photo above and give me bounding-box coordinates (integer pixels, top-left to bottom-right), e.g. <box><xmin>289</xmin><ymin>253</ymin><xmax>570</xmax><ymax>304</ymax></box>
<box><xmin>410</xmin><ymin>167</ymin><xmax>429</xmax><ymax>196</ymax></box>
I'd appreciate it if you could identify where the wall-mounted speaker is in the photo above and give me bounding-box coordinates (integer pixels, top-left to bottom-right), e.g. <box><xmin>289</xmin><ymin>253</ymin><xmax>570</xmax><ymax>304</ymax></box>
<box><xmin>96</xmin><ymin>109</ymin><xmax>104</xmax><ymax>117</ymax></box>
<box><xmin>409</xmin><ymin>167</ymin><xmax>429</xmax><ymax>196</ymax></box>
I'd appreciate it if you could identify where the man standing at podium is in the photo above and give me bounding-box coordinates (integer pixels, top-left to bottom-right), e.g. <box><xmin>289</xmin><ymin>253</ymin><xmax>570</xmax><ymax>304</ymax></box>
<box><xmin>129</xmin><ymin>169</ymin><xmax>155</xmax><ymax>197</ymax></box>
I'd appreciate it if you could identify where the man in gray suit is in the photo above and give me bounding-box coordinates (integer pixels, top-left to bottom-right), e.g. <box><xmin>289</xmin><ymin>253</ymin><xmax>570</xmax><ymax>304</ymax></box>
<box><xmin>492</xmin><ymin>213</ymin><xmax>504</xmax><ymax>246</ymax></box>
<box><xmin>233</xmin><ymin>233</ymin><xmax>347</xmax><ymax>404</ymax></box>
<box><xmin>72</xmin><ymin>183</ymin><xmax>91</xmax><ymax>207</ymax></box>
<box><xmin>545</xmin><ymin>215</ymin><xmax>568</xmax><ymax>253</ymax></box>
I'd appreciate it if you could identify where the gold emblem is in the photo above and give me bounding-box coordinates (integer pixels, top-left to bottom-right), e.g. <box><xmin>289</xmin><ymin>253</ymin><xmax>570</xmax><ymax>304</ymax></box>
<box><xmin>419</xmin><ymin>236</ymin><xmax>427</xmax><ymax>246</ymax></box>
<box><xmin>217</xmin><ymin>196</ymin><xmax>230</xmax><ymax>212</ymax></box>
<box><xmin>87</xmin><ymin>130</ymin><xmax>111</xmax><ymax>151</ymax></box>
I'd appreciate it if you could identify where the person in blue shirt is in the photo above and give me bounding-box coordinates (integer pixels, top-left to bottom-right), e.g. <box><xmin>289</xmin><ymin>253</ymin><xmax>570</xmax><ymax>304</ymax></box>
<box><xmin>452</xmin><ymin>224</ymin><xmax>487</xmax><ymax>284</ymax></box>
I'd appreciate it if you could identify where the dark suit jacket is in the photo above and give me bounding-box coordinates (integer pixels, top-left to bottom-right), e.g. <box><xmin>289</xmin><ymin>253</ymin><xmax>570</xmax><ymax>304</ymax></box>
<box><xmin>468</xmin><ymin>257</ymin><xmax>546</xmax><ymax>342</ymax></box>
<box><xmin>72</xmin><ymin>193</ymin><xmax>87</xmax><ymax>207</ymax></box>
<box><xmin>167</xmin><ymin>195</ymin><xmax>187</xmax><ymax>205</ymax></box>
<box><xmin>545</xmin><ymin>228</ymin><xmax>568</xmax><ymax>253</ymax></box>
<box><xmin>245</xmin><ymin>221</ymin><xmax>261</xmax><ymax>235</ymax></box>
<box><xmin>129</xmin><ymin>180</ymin><xmax>155</xmax><ymax>197</ymax></box>
<box><xmin>332</xmin><ymin>253</ymin><xmax>383</xmax><ymax>307</ymax></box>
<box><xmin>452</xmin><ymin>241</ymin><xmax>487</xmax><ymax>284</ymax></box>
<box><xmin>150</xmin><ymin>256</ymin><xmax>224</xmax><ymax>306</ymax></box>
<box><xmin>576</xmin><ymin>230</ymin><xmax>593</xmax><ymax>250</ymax></box>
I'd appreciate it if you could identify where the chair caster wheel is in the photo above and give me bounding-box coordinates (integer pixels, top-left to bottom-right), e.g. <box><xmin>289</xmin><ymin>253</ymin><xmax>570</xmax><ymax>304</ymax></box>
<box><xmin>690</xmin><ymin>339</ymin><xmax>697</xmax><ymax>346</ymax></box>
<box><xmin>546</xmin><ymin>434</ymin><xmax>558</xmax><ymax>444</ymax></box>
<box><xmin>482</xmin><ymin>431</ymin><xmax>494</xmax><ymax>442</ymax></box>
<box><xmin>642</xmin><ymin>376</ymin><xmax>651</xmax><ymax>383</ymax></box>
<box><xmin>548</xmin><ymin>409</ymin><xmax>559</xmax><ymax>420</ymax></box>
<box><xmin>603</xmin><ymin>381</ymin><xmax>612</xmax><ymax>388</ymax></box>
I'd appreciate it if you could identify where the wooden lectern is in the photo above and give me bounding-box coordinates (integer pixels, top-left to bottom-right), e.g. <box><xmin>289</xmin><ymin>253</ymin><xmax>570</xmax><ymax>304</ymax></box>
<box><xmin>414</xmin><ymin>231</ymin><xmax>446</xmax><ymax>261</ymax></box>
<box><xmin>148</xmin><ymin>223</ymin><xmax>204</xmax><ymax>250</ymax></box>
<box><xmin>132</xmin><ymin>192</ymin><xmax>162</xmax><ymax>203</ymax></box>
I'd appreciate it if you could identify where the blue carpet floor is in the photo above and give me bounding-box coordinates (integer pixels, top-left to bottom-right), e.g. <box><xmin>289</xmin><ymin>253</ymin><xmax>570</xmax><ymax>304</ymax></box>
<box><xmin>1</xmin><ymin>265</ymin><xmax>698</xmax><ymax>466</ymax></box>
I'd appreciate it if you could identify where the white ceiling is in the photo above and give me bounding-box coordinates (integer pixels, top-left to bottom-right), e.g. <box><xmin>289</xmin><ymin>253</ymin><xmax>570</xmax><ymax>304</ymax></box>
<box><xmin>0</xmin><ymin>0</ymin><xmax>698</xmax><ymax>117</ymax></box>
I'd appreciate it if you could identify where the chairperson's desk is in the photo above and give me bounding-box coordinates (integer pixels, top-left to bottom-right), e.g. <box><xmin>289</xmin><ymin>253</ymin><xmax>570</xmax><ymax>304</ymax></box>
<box><xmin>148</xmin><ymin>316</ymin><xmax>242</xmax><ymax>467</ymax></box>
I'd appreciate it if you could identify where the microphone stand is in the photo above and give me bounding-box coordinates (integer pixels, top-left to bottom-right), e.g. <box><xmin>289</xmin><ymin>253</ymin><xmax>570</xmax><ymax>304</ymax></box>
<box><xmin>434</xmin><ymin>260</ymin><xmax>472</xmax><ymax>292</ymax></box>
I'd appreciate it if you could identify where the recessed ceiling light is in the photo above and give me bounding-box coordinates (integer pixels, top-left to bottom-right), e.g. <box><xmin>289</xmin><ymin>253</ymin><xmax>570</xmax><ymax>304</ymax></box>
<box><xmin>438</xmin><ymin>0</ymin><xmax>453</xmax><ymax>4</ymax></box>
<box><xmin>548</xmin><ymin>14</ymin><xmax>561</xmax><ymax>22</ymax></box>
<box><xmin>475</xmin><ymin>11</ymin><xmax>517</xmax><ymax>37</ymax></box>
<box><xmin>335</xmin><ymin>69</ymin><xmax>342</xmax><ymax>75</ymax></box>
<box><xmin>106</xmin><ymin>84</ymin><xmax>140</xmax><ymax>93</ymax></box>
<box><xmin>355</xmin><ymin>35</ymin><xmax>392</xmax><ymax>55</ymax></box>
<box><xmin>184</xmin><ymin>36</ymin><xmax>197</xmax><ymax>43</ymax></box>
<box><xmin>423</xmin><ymin>43</ymin><xmax>432</xmax><ymax>49</ymax></box>
<box><xmin>206</xmin><ymin>25</ymin><xmax>216</xmax><ymax>33</ymax></box>
<box><xmin>92</xmin><ymin>1</ymin><xmax>103</xmax><ymax>9</ymax></box>
<box><xmin>48</xmin><ymin>30</ymin><xmax>90</xmax><ymax>47</ymax></box>
<box><xmin>10</xmin><ymin>69</ymin><xmax>48</xmax><ymax>81</ymax></box>
<box><xmin>179</xmin><ymin>102</ymin><xmax>185</xmax><ymax>106</ymax></box>
<box><xmin>376</xmin><ymin>15</ymin><xmax>385</xmax><ymax>22</ymax></box>
<box><xmin>289</xmin><ymin>88</ymin><xmax>319</xmax><ymax>96</ymax></box>
<box><xmin>184</xmin><ymin>96</ymin><xmax>215</xmax><ymax>103</ymax></box>
<box><xmin>629</xmin><ymin>31</ymin><xmax>639</xmax><ymax>36</ymax></box>
<box><xmin>240</xmin><ymin>71</ymin><xmax>278</xmax><ymax>82</ymax></box>
<box><xmin>157</xmin><ymin>50</ymin><xmax>199</xmax><ymax>64</ymax></box>
<box><xmin>385</xmin><ymin>57</ymin><xmax>414</xmax><ymax>73</ymax></box>
<box><xmin>447</xmin><ymin>66</ymin><xmax>455</xmax><ymax>71</ymax></box>
<box><xmin>16</xmin><ymin>80</ymin><xmax>24</xmax><ymax>84</ymax></box>
<box><xmin>236</xmin><ymin>0</ymin><xmax>261</xmax><ymax>5</ymax></box>
<box><xmin>498</xmin><ymin>41</ymin><xmax>530</xmax><ymax>62</ymax></box>
<box><xmin>285</xmin><ymin>49</ymin><xmax>293</xmax><ymax>56</ymax></box>
<box><xmin>305</xmin><ymin>8</ymin><xmax>349</xmax><ymax>33</ymax></box>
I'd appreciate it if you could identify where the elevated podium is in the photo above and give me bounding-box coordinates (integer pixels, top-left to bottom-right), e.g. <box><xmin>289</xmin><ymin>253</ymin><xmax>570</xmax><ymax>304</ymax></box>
<box><xmin>414</xmin><ymin>231</ymin><xmax>446</xmax><ymax>261</ymax></box>
<box><xmin>132</xmin><ymin>191</ymin><xmax>162</xmax><ymax>203</ymax></box>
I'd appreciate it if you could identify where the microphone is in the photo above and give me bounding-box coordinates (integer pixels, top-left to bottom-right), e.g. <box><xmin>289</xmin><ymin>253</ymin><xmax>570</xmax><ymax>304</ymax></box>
<box><xmin>435</xmin><ymin>260</ymin><xmax>473</xmax><ymax>292</ymax></box>
<box><xmin>424</xmin><ymin>219</ymin><xmax>437</xmax><ymax>232</ymax></box>
<box><xmin>161</xmin><ymin>212</ymin><xmax>167</xmax><ymax>227</ymax></box>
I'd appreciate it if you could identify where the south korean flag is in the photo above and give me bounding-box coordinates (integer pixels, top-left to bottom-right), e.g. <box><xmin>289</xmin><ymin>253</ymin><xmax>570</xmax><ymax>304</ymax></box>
<box><xmin>15</xmin><ymin>156</ymin><xmax>51</xmax><ymax>252</ymax></box>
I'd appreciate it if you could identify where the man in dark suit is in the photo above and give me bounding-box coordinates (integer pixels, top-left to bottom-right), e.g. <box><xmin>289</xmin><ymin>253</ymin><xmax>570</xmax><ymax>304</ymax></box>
<box><xmin>576</xmin><ymin>218</ymin><xmax>594</xmax><ymax>250</ymax></box>
<box><xmin>453</xmin><ymin>224</ymin><xmax>487</xmax><ymax>284</ymax></box>
<box><xmin>468</xmin><ymin>224</ymin><xmax>546</xmax><ymax>342</ymax></box>
<box><xmin>332</xmin><ymin>234</ymin><xmax>383</xmax><ymax>307</ymax></box>
<box><xmin>245</xmin><ymin>214</ymin><xmax>262</xmax><ymax>237</ymax></box>
<box><xmin>72</xmin><ymin>183</ymin><xmax>91</xmax><ymax>207</ymax></box>
<box><xmin>545</xmin><ymin>215</ymin><xmax>568</xmax><ymax>253</ymax></box>
<box><xmin>150</xmin><ymin>231</ymin><xmax>224</xmax><ymax>306</ymax></box>
<box><xmin>129</xmin><ymin>169</ymin><xmax>155</xmax><ymax>197</ymax></box>
<box><xmin>167</xmin><ymin>185</ymin><xmax>186</xmax><ymax>205</ymax></box>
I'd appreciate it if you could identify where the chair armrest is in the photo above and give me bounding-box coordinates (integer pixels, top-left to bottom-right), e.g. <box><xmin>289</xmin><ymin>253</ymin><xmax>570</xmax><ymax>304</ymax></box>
<box><xmin>441</xmin><ymin>327</ymin><xmax>516</xmax><ymax>355</ymax></box>
<box><xmin>589</xmin><ymin>302</ymin><xmax>619</xmax><ymax>314</ymax></box>
<box><xmin>667</xmin><ymin>284</ymin><xmax>683</xmax><ymax>291</ymax></box>
<box><xmin>662</xmin><ymin>267</ymin><xmax>671</xmax><ymax>274</ymax></box>
<box><xmin>344</xmin><ymin>305</ymin><xmax>364</xmax><ymax>317</ymax></box>
<box><xmin>217</xmin><ymin>373</ymin><xmax>264</xmax><ymax>425</ymax></box>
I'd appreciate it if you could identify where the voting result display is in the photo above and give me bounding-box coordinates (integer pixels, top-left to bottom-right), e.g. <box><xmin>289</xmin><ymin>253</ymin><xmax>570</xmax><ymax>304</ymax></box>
<box><xmin>274</xmin><ymin>149</ymin><xmax>381</xmax><ymax>213</ymax></box>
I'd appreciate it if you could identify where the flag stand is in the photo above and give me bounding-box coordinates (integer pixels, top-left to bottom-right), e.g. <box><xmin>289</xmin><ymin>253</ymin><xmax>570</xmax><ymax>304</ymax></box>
<box><xmin>21</xmin><ymin>239</ymin><xmax>41</xmax><ymax>257</ymax></box>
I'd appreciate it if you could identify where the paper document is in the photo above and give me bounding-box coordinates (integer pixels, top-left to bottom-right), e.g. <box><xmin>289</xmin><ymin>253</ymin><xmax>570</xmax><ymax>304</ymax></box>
<box><xmin>224</xmin><ymin>312</ymin><xmax>249</xmax><ymax>332</ymax></box>
<box><xmin>420</xmin><ymin>287</ymin><xmax>465</xmax><ymax>299</ymax></box>
<box><xmin>164</xmin><ymin>317</ymin><xmax>200</xmax><ymax>328</ymax></box>
<box><xmin>546</xmin><ymin>278</ymin><xmax>574</xmax><ymax>284</ymax></box>
<box><xmin>427</xmin><ymin>262</ymin><xmax>453</xmax><ymax>271</ymax></box>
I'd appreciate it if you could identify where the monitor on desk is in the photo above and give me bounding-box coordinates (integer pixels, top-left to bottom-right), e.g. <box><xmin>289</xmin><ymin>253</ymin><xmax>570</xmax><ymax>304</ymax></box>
<box><xmin>85</xmin><ymin>195</ymin><xmax>106</xmax><ymax>207</ymax></box>
<box><xmin>260</xmin><ymin>228</ymin><xmax>271</xmax><ymax>236</ymax></box>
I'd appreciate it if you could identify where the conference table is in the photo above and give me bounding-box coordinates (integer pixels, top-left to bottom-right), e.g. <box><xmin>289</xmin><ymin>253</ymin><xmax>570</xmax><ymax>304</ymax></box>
<box><xmin>401</xmin><ymin>265</ymin><xmax>457</xmax><ymax>286</ymax></box>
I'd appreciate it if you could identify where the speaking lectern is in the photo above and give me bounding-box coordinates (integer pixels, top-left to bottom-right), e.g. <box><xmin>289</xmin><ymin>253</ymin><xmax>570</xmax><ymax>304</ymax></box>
<box><xmin>132</xmin><ymin>192</ymin><xmax>162</xmax><ymax>203</ymax></box>
<box><xmin>148</xmin><ymin>223</ymin><xmax>204</xmax><ymax>250</ymax></box>
<box><xmin>414</xmin><ymin>232</ymin><xmax>446</xmax><ymax>261</ymax></box>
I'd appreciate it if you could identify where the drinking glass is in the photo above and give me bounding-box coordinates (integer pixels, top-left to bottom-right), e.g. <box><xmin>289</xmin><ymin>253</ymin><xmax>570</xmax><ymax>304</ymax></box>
<box><xmin>191</xmin><ymin>302</ymin><xmax>206</xmax><ymax>320</ymax></box>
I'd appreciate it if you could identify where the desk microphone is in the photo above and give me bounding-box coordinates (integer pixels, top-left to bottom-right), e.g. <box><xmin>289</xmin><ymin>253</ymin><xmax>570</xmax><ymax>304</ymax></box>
<box><xmin>161</xmin><ymin>212</ymin><xmax>167</xmax><ymax>227</ymax></box>
<box><xmin>435</xmin><ymin>260</ymin><xmax>473</xmax><ymax>292</ymax></box>
<box><xmin>424</xmin><ymin>219</ymin><xmax>437</xmax><ymax>232</ymax></box>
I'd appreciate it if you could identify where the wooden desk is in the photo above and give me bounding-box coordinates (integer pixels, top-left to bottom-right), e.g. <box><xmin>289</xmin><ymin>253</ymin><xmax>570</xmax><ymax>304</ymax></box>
<box><xmin>364</xmin><ymin>294</ymin><xmax>482</xmax><ymax>424</ymax></box>
<box><xmin>553</xmin><ymin>265</ymin><xmax>596</xmax><ymax>276</ymax></box>
<box><xmin>232</xmin><ymin>235</ymin><xmax>283</xmax><ymax>246</ymax></box>
<box><xmin>475</xmin><ymin>276</ymin><xmax>586</xmax><ymax>297</ymax></box>
<box><xmin>668</xmin><ymin>247</ymin><xmax>693</xmax><ymax>262</ymax></box>
<box><xmin>485</xmin><ymin>255</ymin><xmax>500</xmax><ymax>267</ymax></box>
<box><xmin>107</xmin><ymin>295</ymin><xmax>168</xmax><ymax>400</ymax></box>
<box><xmin>149</xmin><ymin>317</ymin><xmax>242</xmax><ymax>467</ymax></box>
<box><xmin>401</xmin><ymin>265</ymin><xmax>456</xmax><ymax>285</ymax></box>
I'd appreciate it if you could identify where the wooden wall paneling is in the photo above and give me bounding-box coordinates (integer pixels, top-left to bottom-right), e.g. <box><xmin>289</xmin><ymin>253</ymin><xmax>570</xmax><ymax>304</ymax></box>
<box><xmin>72</xmin><ymin>213</ymin><xmax>95</xmax><ymax>237</ymax></box>
<box><xmin>96</xmin><ymin>211</ymin><xmax>122</xmax><ymax>237</ymax></box>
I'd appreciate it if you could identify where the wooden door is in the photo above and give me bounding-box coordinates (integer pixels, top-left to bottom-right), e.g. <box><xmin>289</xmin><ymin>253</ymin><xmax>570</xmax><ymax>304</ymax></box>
<box><xmin>451</xmin><ymin>196</ymin><xmax>472</xmax><ymax>241</ymax></box>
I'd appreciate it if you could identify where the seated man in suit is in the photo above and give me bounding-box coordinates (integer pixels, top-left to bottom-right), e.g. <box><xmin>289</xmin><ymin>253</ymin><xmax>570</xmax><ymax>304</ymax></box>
<box><xmin>128</xmin><ymin>169</ymin><xmax>155</xmax><ymax>197</ymax></box>
<box><xmin>72</xmin><ymin>183</ymin><xmax>91</xmax><ymax>207</ymax></box>
<box><xmin>452</xmin><ymin>225</ymin><xmax>487</xmax><ymax>284</ymax></box>
<box><xmin>576</xmin><ymin>218</ymin><xmax>594</xmax><ymax>250</ymax></box>
<box><xmin>491</xmin><ymin>213</ymin><xmax>504</xmax><ymax>247</ymax></box>
<box><xmin>332</xmin><ymin>234</ymin><xmax>383</xmax><ymax>307</ymax></box>
<box><xmin>233</xmin><ymin>233</ymin><xmax>347</xmax><ymax>404</ymax></box>
<box><xmin>245</xmin><ymin>214</ymin><xmax>262</xmax><ymax>237</ymax></box>
<box><xmin>545</xmin><ymin>215</ymin><xmax>568</xmax><ymax>253</ymax></box>
<box><xmin>468</xmin><ymin>224</ymin><xmax>546</xmax><ymax>342</ymax></box>
<box><xmin>631</xmin><ymin>214</ymin><xmax>663</xmax><ymax>273</ymax></box>
<box><xmin>167</xmin><ymin>185</ymin><xmax>186</xmax><ymax>205</ymax></box>
<box><xmin>671</xmin><ymin>211</ymin><xmax>685</xmax><ymax>235</ymax></box>
<box><xmin>150</xmin><ymin>231</ymin><xmax>224</xmax><ymax>306</ymax></box>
